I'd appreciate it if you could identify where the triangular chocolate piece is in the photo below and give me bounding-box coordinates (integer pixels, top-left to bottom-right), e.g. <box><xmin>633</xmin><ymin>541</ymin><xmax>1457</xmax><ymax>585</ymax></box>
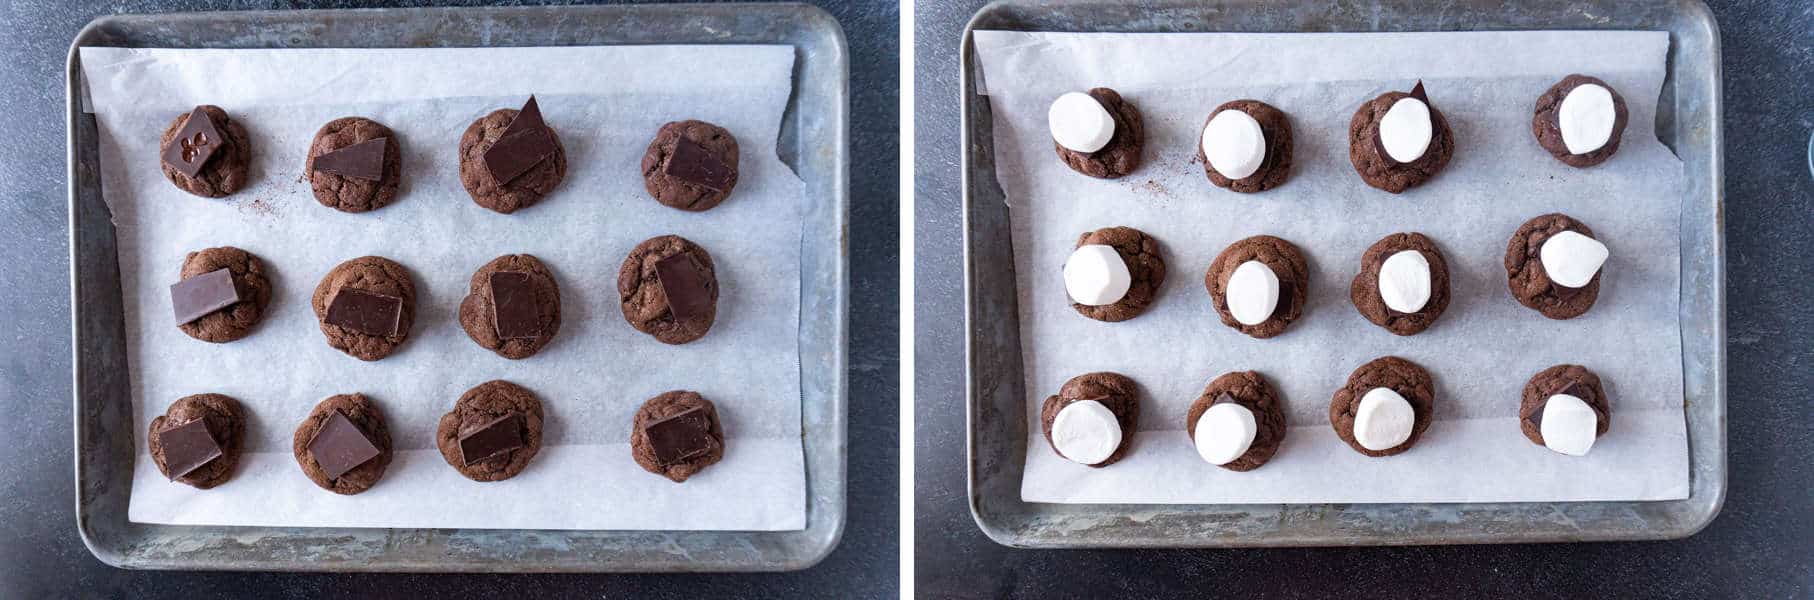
<box><xmin>1409</xmin><ymin>80</ymin><xmax>1428</xmax><ymax>102</ymax></box>
<box><xmin>482</xmin><ymin>96</ymin><xmax>557</xmax><ymax>185</ymax></box>
<box><xmin>161</xmin><ymin>107</ymin><xmax>224</xmax><ymax>177</ymax></box>
<box><xmin>313</xmin><ymin>138</ymin><xmax>387</xmax><ymax>181</ymax></box>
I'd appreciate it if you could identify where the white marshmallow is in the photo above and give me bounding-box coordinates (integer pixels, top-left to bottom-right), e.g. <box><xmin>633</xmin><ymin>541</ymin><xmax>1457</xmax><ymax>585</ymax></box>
<box><xmin>1225</xmin><ymin>260</ymin><xmax>1280</xmax><ymax>326</ymax></box>
<box><xmin>1200</xmin><ymin>109</ymin><xmax>1267</xmax><ymax>180</ymax></box>
<box><xmin>1048</xmin><ymin>92</ymin><xmax>1116</xmax><ymax>153</ymax></box>
<box><xmin>1063</xmin><ymin>244</ymin><xmax>1132</xmax><ymax>306</ymax></box>
<box><xmin>1540</xmin><ymin>230</ymin><xmax>1609</xmax><ymax>288</ymax></box>
<box><xmin>1558</xmin><ymin>83</ymin><xmax>1617</xmax><ymax>155</ymax></box>
<box><xmin>1539</xmin><ymin>394</ymin><xmax>1600</xmax><ymax>456</ymax></box>
<box><xmin>1377</xmin><ymin>250</ymin><xmax>1432</xmax><ymax>314</ymax></box>
<box><xmin>1378</xmin><ymin>97</ymin><xmax>1433</xmax><ymax>163</ymax></box>
<box><xmin>1051</xmin><ymin>400</ymin><xmax>1122</xmax><ymax>465</ymax></box>
<box><xmin>1193</xmin><ymin>402</ymin><xmax>1257</xmax><ymax>466</ymax></box>
<box><xmin>1353</xmin><ymin>387</ymin><xmax>1415</xmax><ymax>451</ymax></box>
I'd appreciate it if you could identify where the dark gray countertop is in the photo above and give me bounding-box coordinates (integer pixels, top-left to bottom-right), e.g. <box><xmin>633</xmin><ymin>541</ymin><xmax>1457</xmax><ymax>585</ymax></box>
<box><xmin>915</xmin><ymin>1</ymin><xmax>1811</xmax><ymax>597</ymax></box>
<box><xmin>0</xmin><ymin>0</ymin><xmax>896</xmax><ymax>596</ymax></box>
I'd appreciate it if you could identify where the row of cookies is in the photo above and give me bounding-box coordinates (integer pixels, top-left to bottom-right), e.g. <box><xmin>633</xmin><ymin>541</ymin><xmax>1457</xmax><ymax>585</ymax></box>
<box><xmin>1062</xmin><ymin>212</ymin><xmax>1610</xmax><ymax>335</ymax></box>
<box><xmin>1046</xmin><ymin>75</ymin><xmax>1628</xmax><ymax>192</ymax></box>
<box><xmin>148</xmin><ymin>382</ymin><xmax>728</xmax><ymax>493</ymax></box>
<box><xmin>1042</xmin><ymin>359</ymin><xmax>1612</xmax><ymax>472</ymax></box>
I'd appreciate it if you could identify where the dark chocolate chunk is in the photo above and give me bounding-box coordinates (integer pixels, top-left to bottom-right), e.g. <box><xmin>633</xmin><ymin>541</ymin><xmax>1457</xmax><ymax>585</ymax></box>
<box><xmin>662</xmin><ymin>138</ymin><xmax>735</xmax><ymax>192</ymax></box>
<box><xmin>325</xmin><ymin>288</ymin><xmax>403</xmax><ymax>337</ymax></box>
<box><xmin>458</xmin><ymin>412</ymin><xmax>525</xmax><ymax>466</ymax></box>
<box><xmin>307</xmin><ymin>410</ymin><xmax>381</xmax><ymax>481</ymax></box>
<box><xmin>1409</xmin><ymin>80</ymin><xmax>1429</xmax><ymax>102</ymax></box>
<box><xmin>170</xmin><ymin>268</ymin><xmax>241</xmax><ymax>325</ymax></box>
<box><xmin>488</xmin><ymin>271</ymin><xmax>542</xmax><ymax>339</ymax></box>
<box><xmin>155</xmin><ymin>418</ymin><xmax>223</xmax><ymax>480</ymax></box>
<box><xmin>644</xmin><ymin>406</ymin><xmax>717</xmax><ymax>466</ymax></box>
<box><xmin>161</xmin><ymin>107</ymin><xmax>224</xmax><ymax>177</ymax></box>
<box><xmin>312</xmin><ymin>137</ymin><xmax>387</xmax><ymax>181</ymax></box>
<box><xmin>655</xmin><ymin>253</ymin><xmax>713</xmax><ymax>323</ymax></box>
<box><xmin>1371</xmin><ymin>82</ymin><xmax>1431</xmax><ymax>167</ymax></box>
<box><xmin>481</xmin><ymin>96</ymin><xmax>557</xmax><ymax>185</ymax></box>
<box><xmin>1274</xmin><ymin>279</ymin><xmax>1293</xmax><ymax>319</ymax></box>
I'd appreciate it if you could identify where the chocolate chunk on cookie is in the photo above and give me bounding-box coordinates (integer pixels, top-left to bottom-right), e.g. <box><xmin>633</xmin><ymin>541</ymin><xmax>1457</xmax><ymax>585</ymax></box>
<box><xmin>292</xmin><ymin>393</ymin><xmax>392</xmax><ymax>495</ymax></box>
<box><xmin>1205</xmin><ymin>235</ymin><xmax>1308</xmax><ymax>339</ymax></box>
<box><xmin>1197</xmin><ymin>99</ymin><xmax>1294</xmax><ymax>193</ymax></box>
<box><xmin>458</xmin><ymin>97</ymin><xmax>567</xmax><ymax>214</ymax></box>
<box><xmin>1049</xmin><ymin>88</ymin><xmax>1144</xmax><ymax>179</ymax></box>
<box><xmin>159</xmin><ymin>105</ymin><xmax>252</xmax><ymax>198</ymax></box>
<box><xmin>1186</xmin><ymin>371</ymin><xmax>1287</xmax><ymax>472</ymax></box>
<box><xmin>1040</xmin><ymin>372</ymin><xmax>1140</xmax><ymax>467</ymax></box>
<box><xmin>641</xmin><ymin>120</ymin><xmax>741</xmax><ymax>211</ymax></box>
<box><xmin>1519</xmin><ymin>364</ymin><xmax>1611</xmax><ymax>456</ymax></box>
<box><xmin>1533</xmin><ymin>74</ymin><xmax>1628</xmax><ymax>168</ymax></box>
<box><xmin>1350</xmin><ymin>232</ymin><xmax>1451</xmax><ymax>336</ymax></box>
<box><xmin>618</xmin><ymin>235</ymin><xmax>718</xmax><ymax>344</ymax></box>
<box><xmin>305</xmin><ymin>117</ymin><xmax>403</xmax><ymax>212</ymax></box>
<box><xmin>1065</xmin><ymin>226</ymin><xmax>1164</xmax><ymax>323</ymax></box>
<box><xmin>631</xmin><ymin>391</ymin><xmax>725</xmax><ymax>483</ymax></box>
<box><xmin>1505</xmin><ymin>213</ymin><xmax>1608</xmax><ymax>320</ymax></box>
<box><xmin>459</xmin><ymin>254</ymin><xmax>562</xmax><ymax>359</ymax></box>
<box><xmin>312</xmin><ymin>256</ymin><xmax>416</xmax><ymax>361</ymax></box>
<box><xmin>148</xmin><ymin>393</ymin><xmax>244</xmax><ymax>489</ymax></box>
<box><xmin>172</xmin><ymin>246</ymin><xmax>271</xmax><ymax>343</ymax></box>
<box><xmin>436</xmin><ymin>380</ymin><xmax>545</xmax><ymax>482</ymax></box>
<box><xmin>1348</xmin><ymin>82</ymin><xmax>1454</xmax><ymax>193</ymax></box>
<box><xmin>1329</xmin><ymin>356</ymin><xmax>1435</xmax><ymax>457</ymax></box>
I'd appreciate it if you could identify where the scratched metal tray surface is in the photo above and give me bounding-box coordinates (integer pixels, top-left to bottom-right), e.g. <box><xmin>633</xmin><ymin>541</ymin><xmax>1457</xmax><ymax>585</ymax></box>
<box><xmin>68</xmin><ymin>4</ymin><xmax>847</xmax><ymax>572</ymax></box>
<box><xmin>963</xmin><ymin>0</ymin><xmax>1724</xmax><ymax>547</ymax></box>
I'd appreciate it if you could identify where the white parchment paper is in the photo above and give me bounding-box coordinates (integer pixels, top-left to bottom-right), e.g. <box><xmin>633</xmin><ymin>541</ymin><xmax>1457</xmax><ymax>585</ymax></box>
<box><xmin>81</xmin><ymin>46</ymin><xmax>806</xmax><ymax>530</ymax></box>
<box><xmin>973</xmin><ymin>31</ymin><xmax>1690</xmax><ymax>504</ymax></box>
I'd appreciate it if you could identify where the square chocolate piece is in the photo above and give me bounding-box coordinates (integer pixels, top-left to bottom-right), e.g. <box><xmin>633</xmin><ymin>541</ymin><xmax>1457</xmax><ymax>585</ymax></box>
<box><xmin>312</xmin><ymin>137</ymin><xmax>387</xmax><ymax>181</ymax></box>
<box><xmin>644</xmin><ymin>407</ymin><xmax>717</xmax><ymax>466</ymax></box>
<box><xmin>481</xmin><ymin>96</ymin><xmax>557</xmax><ymax>185</ymax></box>
<box><xmin>488</xmin><ymin>271</ymin><xmax>542</xmax><ymax>339</ymax></box>
<box><xmin>170</xmin><ymin>268</ymin><xmax>241</xmax><ymax>325</ymax></box>
<box><xmin>663</xmin><ymin>138</ymin><xmax>734</xmax><ymax>192</ymax></box>
<box><xmin>458</xmin><ymin>412</ymin><xmax>525</xmax><ymax>466</ymax></box>
<box><xmin>654</xmin><ymin>253</ymin><xmax>712</xmax><ymax>323</ymax></box>
<box><xmin>307</xmin><ymin>410</ymin><xmax>381</xmax><ymax>481</ymax></box>
<box><xmin>161</xmin><ymin>107</ymin><xmax>224</xmax><ymax>177</ymax></box>
<box><xmin>155</xmin><ymin>417</ymin><xmax>222</xmax><ymax>480</ymax></box>
<box><xmin>325</xmin><ymin>288</ymin><xmax>403</xmax><ymax>337</ymax></box>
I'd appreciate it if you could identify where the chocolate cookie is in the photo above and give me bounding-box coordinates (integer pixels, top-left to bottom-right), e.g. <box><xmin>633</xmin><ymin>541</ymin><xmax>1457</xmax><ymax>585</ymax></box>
<box><xmin>173</xmin><ymin>246</ymin><xmax>271</xmax><ymax>343</ymax></box>
<box><xmin>1349</xmin><ymin>232</ymin><xmax>1451</xmax><ymax>336</ymax></box>
<box><xmin>631</xmin><ymin>391</ymin><xmax>725</xmax><ymax>483</ymax></box>
<box><xmin>147</xmin><ymin>393</ymin><xmax>244</xmax><ymax>489</ymax></box>
<box><xmin>618</xmin><ymin>235</ymin><xmax>718</xmax><ymax>344</ymax></box>
<box><xmin>1186</xmin><ymin>371</ymin><xmax>1286</xmax><ymax>472</ymax></box>
<box><xmin>436</xmin><ymin>380</ymin><xmax>545</xmax><ymax>482</ymax></box>
<box><xmin>312</xmin><ymin>256</ymin><xmax>416</xmax><ymax>361</ymax></box>
<box><xmin>1329</xmin><ymin>356</ymin><xmax>1435</xmax><ymax>457</ymax></box>
<box><xmin>1504</xmin><ymin>213</ymin><xmax>1603</xmax><ymax>320</ymax></box>
<box><xmin>1532</xmin><ymin>74</ymin><xmax>1628</xmax><ymax>168</ymax></box>
<box><xmin>1519</xmin><ymin>364</ymin><xmax>1610</xmax><ymax>451</ymax></box>
<box><xmin>1205</xmin><ymin>235</ymin><xmax>1308</xmax><ymax>339</ymax></box>
<box><xmin>1069</xmin><ymin>226</ymin><xmax>1164</xmax><ymax>322</ymax></box>
<box><xmin>1197</xmin><ymin>99</ymin><xmax>1293</xmax><ymax>193</ymax></box>
<box><xmin>158</xmin><ymin>105</ymin><xmax>252</xmax><ymax>198</ymax></box>
<box><xmin>1039</xmin><ymin>371</ymin><xmax>1139</xmax><ymax>468</ymax></box>
<box><xmin>641</xmin><ymin>120</ymin><xmax>740</xmax><ymax>211</ymax></box>
<box><xmin>292</xmin><ymin>393</ymin><xmax>392</xmax><ymax>495</ymax></box>
<box><xmin>305</xmin><ymin>117</ymin><xmax>403</xmax><ymax>213</ymax></box>
<box><xmin>1348</xmin><ymin>83</ymin><xmax>1454</xmax><ymax>193</ymax></box>
<box><xmin>1055</xmin><ymin>88</ymin><xmax>1144</xmax><ymax>179</ymax></box>
<box><xmin>459</xmin><ymin>254</ymin><xmax>562</xmax><ymax>359</ymax></box>
<box><xmin>458</xmin><ymin>97</ymin><xmax>568</xmax><ymax>214</ymax></box>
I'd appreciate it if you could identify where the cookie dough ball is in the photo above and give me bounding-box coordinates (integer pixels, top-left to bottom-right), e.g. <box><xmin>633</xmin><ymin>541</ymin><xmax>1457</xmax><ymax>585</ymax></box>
<box><xmin>641</xmin><ymin>120</ymin><xmax>741</xmax><ymax>211</ymax></box>
<box><xmin>1350</xmin><ymin>232</ymin><xmax>1451</xmax><ymax>336</ymax></box>
<box><xmin>292</xmin><ymin>393</ymin><xmax>392</xmax><ymax>495</ymax></box>
<box><xmin>305</xmin><ymin>116</ymin><xmax>403</xmax><ymax>213</ymax></box>
<box><xmin>618</xmin><ymin>235</ymin><xmax>719</xmax><ymax>344</ymax></box>
<box><xmin>1039</xmin><ymin>372</ymin><xmax>1139</xmax><ymax>467</ymax></box>
<box><xmin>147</xmin><ymin>393</ymin><xmax>244</xmax><ymax>489</ymax></box>
<box><xmin>1196</xmin><ymin>99</ymin><xmax>1294</xmax><ymax>193</ymax></box>
<box><xmin>1186</xmin><ymin>371</ymin><xmax>1286</xmax><ymax>472</ymax></box>
<box><xmin>631</xmin><ymin>391</ymin><xmax>726</xmax><ymax>483</ymax></box>
<box><xmin>1065</xmin><ymin>226</ymin><xmax>1164</xmax><ymax>322</ymax></box>
<box><xmin>459</xmin><ymin>254</ymin><xmax>562</xmax><ymax>359</ymax></box>
<box><xmin>1520</xmin><ymin>364</ymin><xmax>1610</xmax><ymax>456</ymax></box>
<box><xmin>174</xmin><ymin>246</ymin><xmax>271</xmax><ymax>343</ymax></box>
<box><xmin>1329</xmin><ymin>356</ymin><xmax>1435</xmax><ymax>457</ymax></box>
<box><xmin>1048</xmin><ymin>88</ymin><xmax>1144</xmax><ymax>179</ymax></box>
<box><xmin>1532</xmin><ymin>74</ymin><xmax>1628</xmax><ymax>168</ymax></box>
<box><xmin>1505</xmin><ymin>213</ymin><xmax>1608</xmax><ymax>320</ymax></box>
<box><xmin>311</xmin><ymin>256</ymin><xmax>417</xmax><ymax>361</ymax></box>
<box><xmin>158</xmin><ymin>105</ymin><xmax>252</xmax><ymax>198</ymax></box>
<box><xmin>1205</xmin><ymin>235</ymin><xmax>1307</xmax><ymax>339</ymax></box>
<box><xmin>458</xmin><ymin>98</ymin><xmax>567</xmax><ymax>214</ymax></box>
<box><xmin>436</xmin><ymin>380</ymin><xmax>545</xmax><ymax>482</ymax></box>
<box><xmin>1348</xmin><ymin>82</ymin><xmax>1454</xmax><ymax>193</ymax></box>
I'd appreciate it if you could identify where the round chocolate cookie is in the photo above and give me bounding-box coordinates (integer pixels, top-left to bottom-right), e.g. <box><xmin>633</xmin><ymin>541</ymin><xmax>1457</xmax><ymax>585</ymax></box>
<box><xmin>1532</xmin><ymin>74</ymin><xmax>1628</xmax><ymax>168</ymax></box>
<box><xmin>1329</xmin><ymin>356</ymin><xmax>1435</xmax><ymax>457</ymax></box>
<box><xmin>305</xmin><ymin>117</ymin><xmax>403</xmax><ymax>213</ymax></box>
<box><xmin>1197</xmin><ymin>99</ymin><xmax>1294</xmax><ymax>193</ymax></box>
<box><xmin>1504</xmin><ymin>213</ymin><xmax>1603</xmax><ymax>320</ymax></box>
<box><xmin>1349</xmin><ymin>232</ymin><xmax>1451</xmax><ymax>336</ymax></box>
<box><xmin>292</xmin><ymin>393</ymin><xmax>392</xmax><ymax>495</ymax></box>
<box><xmin>436</xmin><ymin>380</ymin><xmax>545</xmax><ymax>482</ymax></box>
<box><xmin>1039</xmin><ymin>371</ymin><xmax>1140</xmax><ymax>468</ymax></box>
<box><xmin>459</xmin><ymin>254</ymin><xmax>562</xmax><ymax>359</ymax></box>
<box><xmin>458</xmin><ymin>103</ymin><xmax>568</xmax><ymax>214</ymax></box>
<box><xmin>1348</xmin><ymin>84</ymin><xmax>1454</xmax><ymax>193</ymax></box>
<box><xmin>1055</xmin><ymin>87</ymin><xmax>1144</xmax><ymax>179</ymax></box>
<box><xmin>1519</xmin><ymin>364</ymin><xmax>1610</xmax><ymax>452</ymax></box>
<box><xmin>618</xmin><ymin>235</ymin><xmax>718</xmax><ymax>344</ymax></box>
<box><xmin>147</xmin><ymin>393</ymin><xmax>244</xmax><ymax>489</ymax></box>
<box><xmin>1069</xmin><ymin>226</ymin><xmax>1164</xmax><ymax>323</ymax></box>
<box><xmin>311</xmin><ymin>256</ymin><xmax>416</xmax><ymax>361</ymax></box>
<box><xmin>1186</xmin><ymin>371</ymin><xmax>1286</xmax><ymax>472</ymax></box>
<box><xmin>1205</xmin><ymin>235</ymin><xmax>1308</xmax><ymax>339</ymax></box>
<box><xmin>158</xmin><ymin>105</ymin><xmax>252</xmax><ymax>198</ymax></box>
<box><xmin>631</xmin><ymin>390</ymin><xmax>726</xmax><ymax>483</ymax></box>
<box><xmin>175</xmin><ymin>246</ymin><xmax>271</xmax><ymax>343</ymax></box>
<box><xmin>641</xmin><ymin>120</ymin><xmax>741</xmax><ymax>212</ymax></box>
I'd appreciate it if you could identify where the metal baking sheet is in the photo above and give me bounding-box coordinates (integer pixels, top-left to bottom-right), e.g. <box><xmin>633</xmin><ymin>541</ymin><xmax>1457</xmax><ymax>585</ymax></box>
<box><xmin>69</xmin><ymin>4</ymin><xmax>848</xmax><ymax>572</ymax></box>
<box><xmin>963</xmin><ymin>0</ymin><xmax>1723</xmax><ymax>547</ymax></box>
